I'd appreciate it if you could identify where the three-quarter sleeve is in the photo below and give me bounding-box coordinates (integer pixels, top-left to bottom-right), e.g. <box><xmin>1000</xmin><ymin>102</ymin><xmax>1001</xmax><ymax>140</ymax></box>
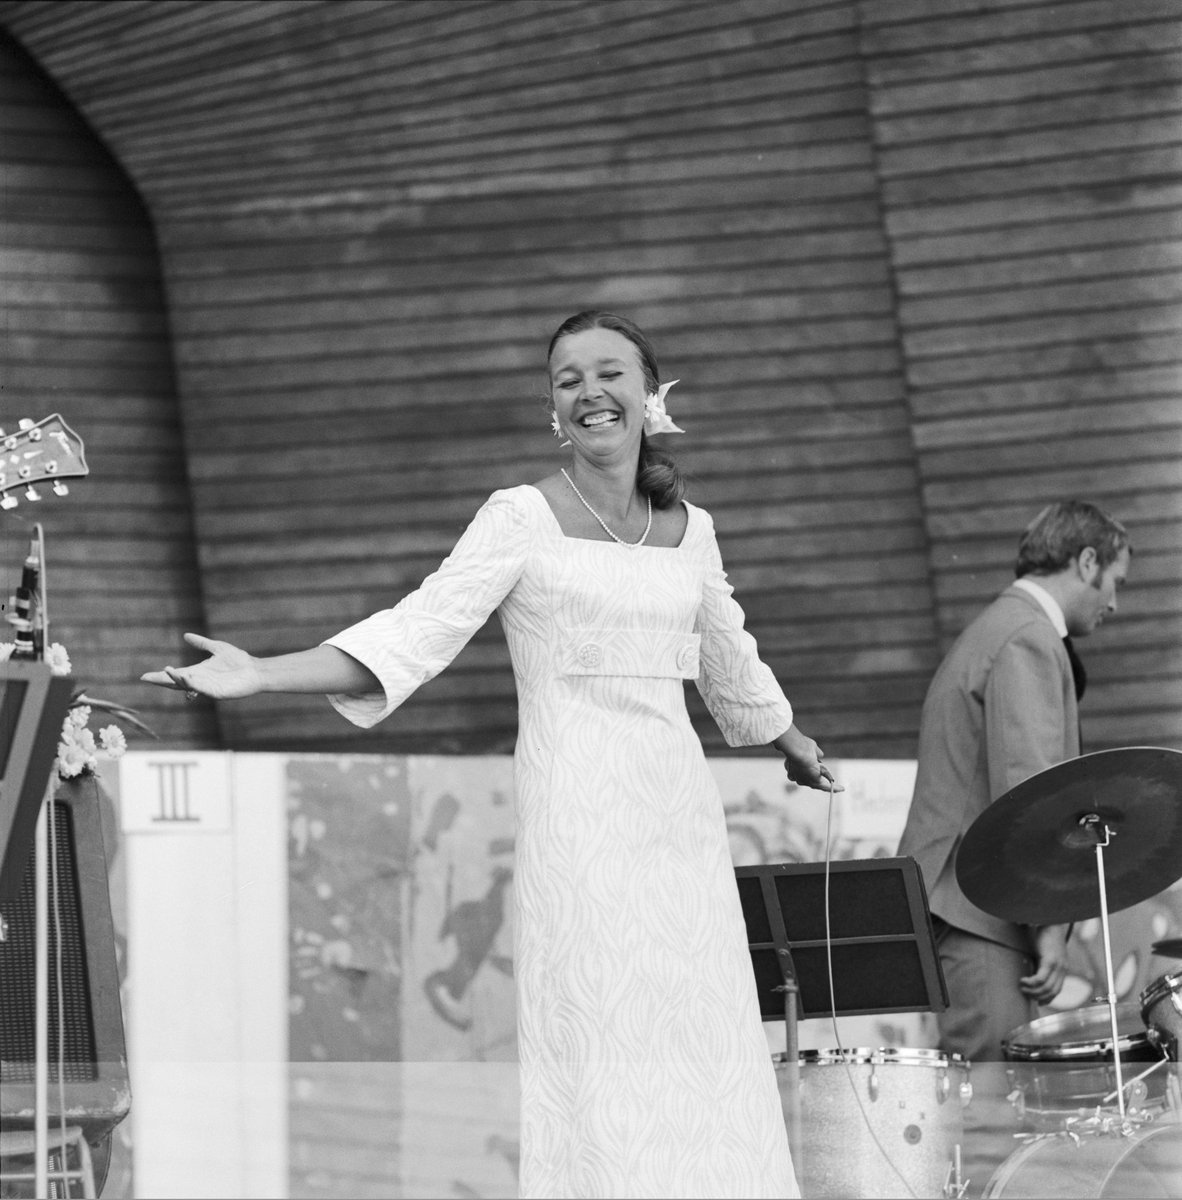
<box><xmin>693</xmin><ymin>511</ymin><xmax>794</xmax><ymax>747</ymax></box>
<box><xmin>323</xmin><ymin>488</ymin><xmax>532</xmax><ymax>728</ymax></box>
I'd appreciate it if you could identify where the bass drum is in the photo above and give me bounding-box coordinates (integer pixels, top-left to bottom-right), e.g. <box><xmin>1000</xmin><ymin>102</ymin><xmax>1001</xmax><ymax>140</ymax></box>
<box><xmin>984</xmin><ymin>1123</ymin><xmax>1182</xmax><ymax>1198</ymax></box>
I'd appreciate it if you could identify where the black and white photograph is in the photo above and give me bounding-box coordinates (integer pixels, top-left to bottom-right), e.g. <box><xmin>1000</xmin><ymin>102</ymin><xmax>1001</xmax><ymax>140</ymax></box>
<box><xmin>0</xmin><ymin>2</ymin><xmax>1180</xmax><ymax>1197</ymax></box>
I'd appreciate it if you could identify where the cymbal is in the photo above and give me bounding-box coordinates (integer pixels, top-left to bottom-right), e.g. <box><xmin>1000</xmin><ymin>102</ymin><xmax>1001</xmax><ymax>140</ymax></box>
<box><xmin>956</xmin><ymin>747</ymin><xmax>1182</xmax><ymax>926</ymax></box>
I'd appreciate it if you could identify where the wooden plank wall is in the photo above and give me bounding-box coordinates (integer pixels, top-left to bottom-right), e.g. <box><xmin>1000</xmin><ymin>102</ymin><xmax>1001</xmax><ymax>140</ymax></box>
<box><xmin>0</xmin><ymin>29</ymin><xmax>216</xmax><ymax>747</ymax></box>
<box><xmin>2</xmin><ymin>0</ymin><xmax>1178</xmax><ymax>756</ymax></box>
<box><xmin>0</xmin><ymin>0</ymin><xmax>940</xmax><ymax>758</ymax></box>
<box><xmin>860</xmin><ymin>0</ymin><xmax>1182</xmax><ymax>751</ymax></box>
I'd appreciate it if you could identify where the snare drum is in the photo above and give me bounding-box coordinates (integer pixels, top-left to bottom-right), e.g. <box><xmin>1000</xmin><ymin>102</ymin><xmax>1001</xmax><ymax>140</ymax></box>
<box><xmin>1141</xmin><ymin>971</ymin><xmax>1182</xmax><ymax>1055</ymax></box>
<box><xmin>776</xmin><ymin>1048</ymin><xmax>971</xmax><ymax>1199</ymax></box>
<box><xmin>1003</xmin><ymin>1003</ymin><xmax>1167</xmax><ymax>1129</ymax></box>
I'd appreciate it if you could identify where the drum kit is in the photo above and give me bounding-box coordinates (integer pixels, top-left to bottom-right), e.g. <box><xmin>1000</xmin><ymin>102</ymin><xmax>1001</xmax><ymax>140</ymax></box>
<box><xmin>788</xmin><ymin>748</ymin><xmax>1182</xmax><ymax>1199</ymax></box>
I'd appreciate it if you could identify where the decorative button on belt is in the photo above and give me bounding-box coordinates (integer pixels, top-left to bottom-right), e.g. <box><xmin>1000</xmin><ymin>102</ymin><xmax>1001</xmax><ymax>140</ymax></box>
<box><xmin>676</xmin><ymin>645</ymin><xmax>697</xmax><ymax>671</ymax></box>
<box><xmin>577</xmin><ymin>643</ymin><xmax>603</xmax><ymax>668</ymax></box>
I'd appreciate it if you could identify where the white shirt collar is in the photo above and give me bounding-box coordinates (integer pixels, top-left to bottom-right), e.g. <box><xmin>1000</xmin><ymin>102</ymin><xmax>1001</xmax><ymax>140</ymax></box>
<box><xmin>1013</xmin><ymin>577</ymin><xmax>1068</xmax><ymax>638</ymax></box>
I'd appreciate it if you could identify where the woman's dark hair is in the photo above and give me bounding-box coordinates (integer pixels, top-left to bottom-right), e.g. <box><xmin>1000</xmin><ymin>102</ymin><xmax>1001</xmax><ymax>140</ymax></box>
<box><xmin>1015</xmin><ymin>500</ymin><xmax>1131</xmax><ymax>578</ymax></box>
<box><xmin>547</xmin><ymin>310</ymin><xmax>686</xmax><ymax>510</ymax></box>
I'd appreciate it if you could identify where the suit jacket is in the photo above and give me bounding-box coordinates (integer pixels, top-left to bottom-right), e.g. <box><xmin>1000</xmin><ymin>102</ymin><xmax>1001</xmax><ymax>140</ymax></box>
<box><xmin>898</xmin><ymin>585</ymin><xmax>1080</xmax><ymax>951</ymax></box>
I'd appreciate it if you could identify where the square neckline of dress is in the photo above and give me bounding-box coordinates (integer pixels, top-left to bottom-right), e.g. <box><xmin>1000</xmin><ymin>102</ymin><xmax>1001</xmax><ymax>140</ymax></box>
<box><xmin>525</xmin><ymin>482</ymin><xmax>692</xmax><ymax>551</ymax></box>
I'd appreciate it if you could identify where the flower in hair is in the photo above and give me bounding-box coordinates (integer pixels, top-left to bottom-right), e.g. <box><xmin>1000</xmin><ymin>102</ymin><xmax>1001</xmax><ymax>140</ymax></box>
<box><xmin>644</xmin><ymin>380</ymin><xmax>684</xmax><ymax>437</ymax></box>
<box><xmin>550</xmin><ymin>409</ymin><xmax>571</xmax><ymax>447</ymax></box>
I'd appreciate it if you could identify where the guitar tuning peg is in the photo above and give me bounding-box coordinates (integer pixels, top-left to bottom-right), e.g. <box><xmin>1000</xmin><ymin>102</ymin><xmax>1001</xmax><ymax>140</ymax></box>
<box><xmin>52</xmin><ymin>482</ymin><xmax>68</xmax><ymax>496</ymax></box>
<box><xmin>1</xmin><ymin>495</ymin><xmax>17</xmax><ymax>510</ymax></box>
<box><xmin>24</xmin><ymin>486</ymin><xmax>40</xmax><ymax>501</ymax></box>
<box><xmin>18</xmin><ymin>419</ymin><xmax>34</xmax><ymax>431</ymax></box>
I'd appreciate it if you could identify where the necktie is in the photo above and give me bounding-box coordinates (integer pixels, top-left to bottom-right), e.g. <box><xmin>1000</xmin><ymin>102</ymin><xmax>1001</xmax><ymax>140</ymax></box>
<box><xmin>1063</xmin><ymin>636</ymin><xmax>1087</xmax><ymax>702</ymax></box>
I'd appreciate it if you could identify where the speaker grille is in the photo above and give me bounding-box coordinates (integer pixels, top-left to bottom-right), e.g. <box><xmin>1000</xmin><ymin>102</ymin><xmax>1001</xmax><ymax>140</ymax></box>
<box><xmin>0</xmin><ymin>801</ymin><xmax>98</xmax><ymax>1082</ymax></box>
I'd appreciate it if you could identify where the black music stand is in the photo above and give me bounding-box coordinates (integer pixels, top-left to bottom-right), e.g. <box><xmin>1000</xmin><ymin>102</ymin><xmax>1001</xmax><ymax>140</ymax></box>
<box><xmin>0</xmin><ymin>661</ymin><xmax>75</xmax><ymax>902</ymax></box>
<box><xmin>735</xmin><ymin>857</ymin><xmax>948</xmax><ymax>1166</ymax></box>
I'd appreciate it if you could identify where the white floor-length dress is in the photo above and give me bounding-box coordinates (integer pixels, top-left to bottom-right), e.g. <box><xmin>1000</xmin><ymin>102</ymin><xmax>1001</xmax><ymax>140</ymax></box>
<box><xmin>325</xmin><ymin>485</ymin><xmax>800</xmax><ymax>1200</ymax></box>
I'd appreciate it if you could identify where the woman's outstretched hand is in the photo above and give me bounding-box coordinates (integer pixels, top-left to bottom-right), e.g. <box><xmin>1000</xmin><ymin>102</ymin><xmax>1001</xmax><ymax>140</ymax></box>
<box><xmin>773</xmin><ymin>724</ymin><xmax>844</xmax><ymax>793</ymax></box>
<box><xmin>141</xmin><ymin>632</ymin><xmax>264</xmax><ymax>700</ymax></box>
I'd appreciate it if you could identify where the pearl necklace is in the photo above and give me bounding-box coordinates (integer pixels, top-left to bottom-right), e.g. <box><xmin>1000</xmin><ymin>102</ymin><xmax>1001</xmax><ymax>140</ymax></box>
<box><xmin>561</xmin><ymin>469</ymin><xmax>652</xmax><ymax>548</ymax></box>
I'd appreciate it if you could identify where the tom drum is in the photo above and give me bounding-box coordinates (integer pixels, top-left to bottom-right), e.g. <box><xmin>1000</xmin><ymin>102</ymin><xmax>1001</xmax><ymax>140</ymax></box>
<box><xmin>1143</xmin><ymin>973</ymin><xmax>1182</xmax><ymax>1056</ymax></box>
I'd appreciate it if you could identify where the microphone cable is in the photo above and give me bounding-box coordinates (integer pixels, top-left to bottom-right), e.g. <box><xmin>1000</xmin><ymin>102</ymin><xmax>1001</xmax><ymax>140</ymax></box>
<box><xmin>823</xmin><ymin>770</ymin><xmax>918</xmax><ymax>1200</ymax></box>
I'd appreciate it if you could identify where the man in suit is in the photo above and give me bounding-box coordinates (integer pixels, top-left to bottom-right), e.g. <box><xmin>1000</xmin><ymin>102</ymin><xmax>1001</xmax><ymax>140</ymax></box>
<box><xmin>900</xmin><ymin>500</ymin><xmax>1131</xmax><ymax>1061</ymax></box>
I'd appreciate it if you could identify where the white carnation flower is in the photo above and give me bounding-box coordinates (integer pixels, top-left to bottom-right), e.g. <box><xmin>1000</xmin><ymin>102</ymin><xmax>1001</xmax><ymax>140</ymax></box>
<box><xmin>66</xmin><ymin>705</ymin><xmax>91</xmax><ymax>732</ymax></box>
<box><xmin>98</xmin><ymin>726</ymin><xmax>127</xmax><ymax>758</ymax></box>
<box><xmin>56</xmin><ymin>739</ymin><xmax>89</xmax><ymax>778</ymax></box>
<box><xmin>45</xmin><ymin>643</ymin><xmax>72</xmax><ymax>677</ymax></box>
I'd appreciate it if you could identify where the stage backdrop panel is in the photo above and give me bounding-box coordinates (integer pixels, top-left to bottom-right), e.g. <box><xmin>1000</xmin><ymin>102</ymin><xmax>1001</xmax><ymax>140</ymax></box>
<box><xmin>115</xmin><ymin>751</ymin><xmax>287</xmax><ymax>1200</ymax></box>
<box><xmin>111</xmin><ymin>749</ymin><xmax>1182</xmax><ymax>1198</ymax></box>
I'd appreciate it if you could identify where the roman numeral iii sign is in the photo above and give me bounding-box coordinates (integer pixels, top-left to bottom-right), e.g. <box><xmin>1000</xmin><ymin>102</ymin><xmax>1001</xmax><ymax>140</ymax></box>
<box><xmin>121</xmin><ymin>753</ymin><xmax>232</xmax><ymax>834</ymax></box>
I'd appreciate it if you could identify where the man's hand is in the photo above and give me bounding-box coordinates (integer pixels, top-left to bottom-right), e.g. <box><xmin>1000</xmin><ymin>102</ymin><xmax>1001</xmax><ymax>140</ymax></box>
<box><xmin>1021</xmin><ymin>924</ymin><xmax>1070</xmax><ymax>1004</ymax></box>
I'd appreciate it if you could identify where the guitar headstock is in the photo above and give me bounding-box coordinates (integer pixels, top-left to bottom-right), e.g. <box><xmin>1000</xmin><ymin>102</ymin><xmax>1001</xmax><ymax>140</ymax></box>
<box><xmin>0</xmin><ymin>415</ymin><xmax>88</xmax><ymax>510</ymax></box>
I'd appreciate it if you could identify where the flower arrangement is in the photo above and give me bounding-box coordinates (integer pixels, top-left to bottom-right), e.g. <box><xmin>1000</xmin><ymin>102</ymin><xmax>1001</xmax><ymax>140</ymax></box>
<box><xmin>0</xmin><ymin>639</ymin><xmax>153</xmax><ymax>778</ymax></box>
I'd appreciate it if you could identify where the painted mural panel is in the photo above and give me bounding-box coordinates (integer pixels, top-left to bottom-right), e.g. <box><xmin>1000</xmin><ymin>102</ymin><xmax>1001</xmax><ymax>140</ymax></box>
<box><xmin>404</xmin><ymin>756</ymin><xmax>517</xmax><ymax>1065</ymax></box>
<box><xmin>401</xmin><ymin>757</ymin><xmax>519</xmax><ymax>1199</ymax></box>
<box><xmin>287</xmin><ymin>757</ymin><xmax>411</xmax><ymax>1200</ymax></box>
<box><xmin>287</xmin><ymin>756</ymin><xmax>411</xmax><ymax>1063</ymax></box>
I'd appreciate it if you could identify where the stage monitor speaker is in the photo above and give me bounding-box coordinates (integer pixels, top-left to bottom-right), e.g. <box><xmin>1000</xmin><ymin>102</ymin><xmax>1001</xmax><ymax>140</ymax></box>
<box><xmin>0</xmin><ymin>660</ymin><xmax>75</xmax><ymax>902</ymax></box>
<box><xmin>0</xmin><ymin>776</ymin><xmax>130</xmax><ymax>1147</ymax></box>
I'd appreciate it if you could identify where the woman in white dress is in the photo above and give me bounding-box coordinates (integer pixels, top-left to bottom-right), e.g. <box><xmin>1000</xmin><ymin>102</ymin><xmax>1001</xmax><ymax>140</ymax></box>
<box><xmin>145</xmin><ymin>311</ymin><xmax>837</xmax><ymax>1200</ymax></box>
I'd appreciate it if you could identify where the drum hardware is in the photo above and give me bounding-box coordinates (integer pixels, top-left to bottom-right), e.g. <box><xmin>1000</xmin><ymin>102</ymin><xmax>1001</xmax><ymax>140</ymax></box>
<box><xmin>1152</xmin><ymin>938</ymin><xmax>1182</xmax><ymax>961</ymax></box>
<box><xmin>941</xmin><ymin>1145</ymin><xmax>968</xmax><ymax>1200</ymax></box>
<box><xmin>958</xmin><ymin>748</ymin><xmax>1182</xmax><ymax>1128</ymax></box>
<box><xmin>1100</xmin><ymin>1056</ymin><xmax>1168</xmax><ymax>1106</ymax></box>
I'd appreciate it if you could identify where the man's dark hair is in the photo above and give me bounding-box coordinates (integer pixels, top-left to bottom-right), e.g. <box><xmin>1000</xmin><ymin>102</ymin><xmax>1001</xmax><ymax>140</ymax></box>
<box><xmin>1015</xmin><ymin>501</ymin><xmax>1130</xmax><ymax>578</ymax></box>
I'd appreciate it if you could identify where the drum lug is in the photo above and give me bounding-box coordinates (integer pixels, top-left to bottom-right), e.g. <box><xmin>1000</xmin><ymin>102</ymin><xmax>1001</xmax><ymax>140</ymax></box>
<box><xmin>868</xmin><ymin>1066</ymin><xmax>879</xmax><ymax>1102</ymax></box>
<box><xmin>1006</xmin><ymin>1087</ymin><xmax>1025</xmax><ymax>1118</ymax></box>
<box><xmin>938</xmin><ymin>1068</ymin><xmax>950</xmax><ymax>1103</ymax></box>
<box><xmin>960</xmin><ymin>1079</ymin><xmax>973</xmax><ymax>1106</ymax></box>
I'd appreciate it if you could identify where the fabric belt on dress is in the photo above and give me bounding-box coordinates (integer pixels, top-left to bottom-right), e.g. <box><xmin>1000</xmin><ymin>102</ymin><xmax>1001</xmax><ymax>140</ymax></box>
<box><xmin>560</xmin><ymin>629</ymin><xmax>701</xmax><ymax>679</ymax></box>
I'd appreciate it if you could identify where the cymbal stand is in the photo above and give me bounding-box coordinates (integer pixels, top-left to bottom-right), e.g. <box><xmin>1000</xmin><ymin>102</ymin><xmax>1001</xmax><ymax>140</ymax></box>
<box><xmin>1083</xmin><ymin>814</ymin><xmax>1125</xmax><ymax>1121</ymax></box>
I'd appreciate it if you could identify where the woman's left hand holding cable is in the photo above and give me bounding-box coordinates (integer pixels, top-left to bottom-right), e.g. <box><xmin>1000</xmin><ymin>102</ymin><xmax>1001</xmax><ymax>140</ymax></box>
<box><xmin>773</xmin><ymin>724</ymin><xmax>844</xmax><ymax>792</ymax></box>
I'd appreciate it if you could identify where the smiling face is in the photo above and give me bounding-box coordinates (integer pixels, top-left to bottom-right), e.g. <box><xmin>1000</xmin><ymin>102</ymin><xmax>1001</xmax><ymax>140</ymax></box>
<box><xmin>549</xmin><ymin>327</ymin><xmax>650</xmax><ymax>463</ymax></box>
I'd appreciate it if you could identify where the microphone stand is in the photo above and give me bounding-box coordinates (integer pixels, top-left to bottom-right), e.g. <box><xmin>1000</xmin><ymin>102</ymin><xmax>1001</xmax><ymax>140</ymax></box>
<box><xmin>28</xmin><ymin>524</ymin><xmax>50</xmax><ymax>1199</ymax></box>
